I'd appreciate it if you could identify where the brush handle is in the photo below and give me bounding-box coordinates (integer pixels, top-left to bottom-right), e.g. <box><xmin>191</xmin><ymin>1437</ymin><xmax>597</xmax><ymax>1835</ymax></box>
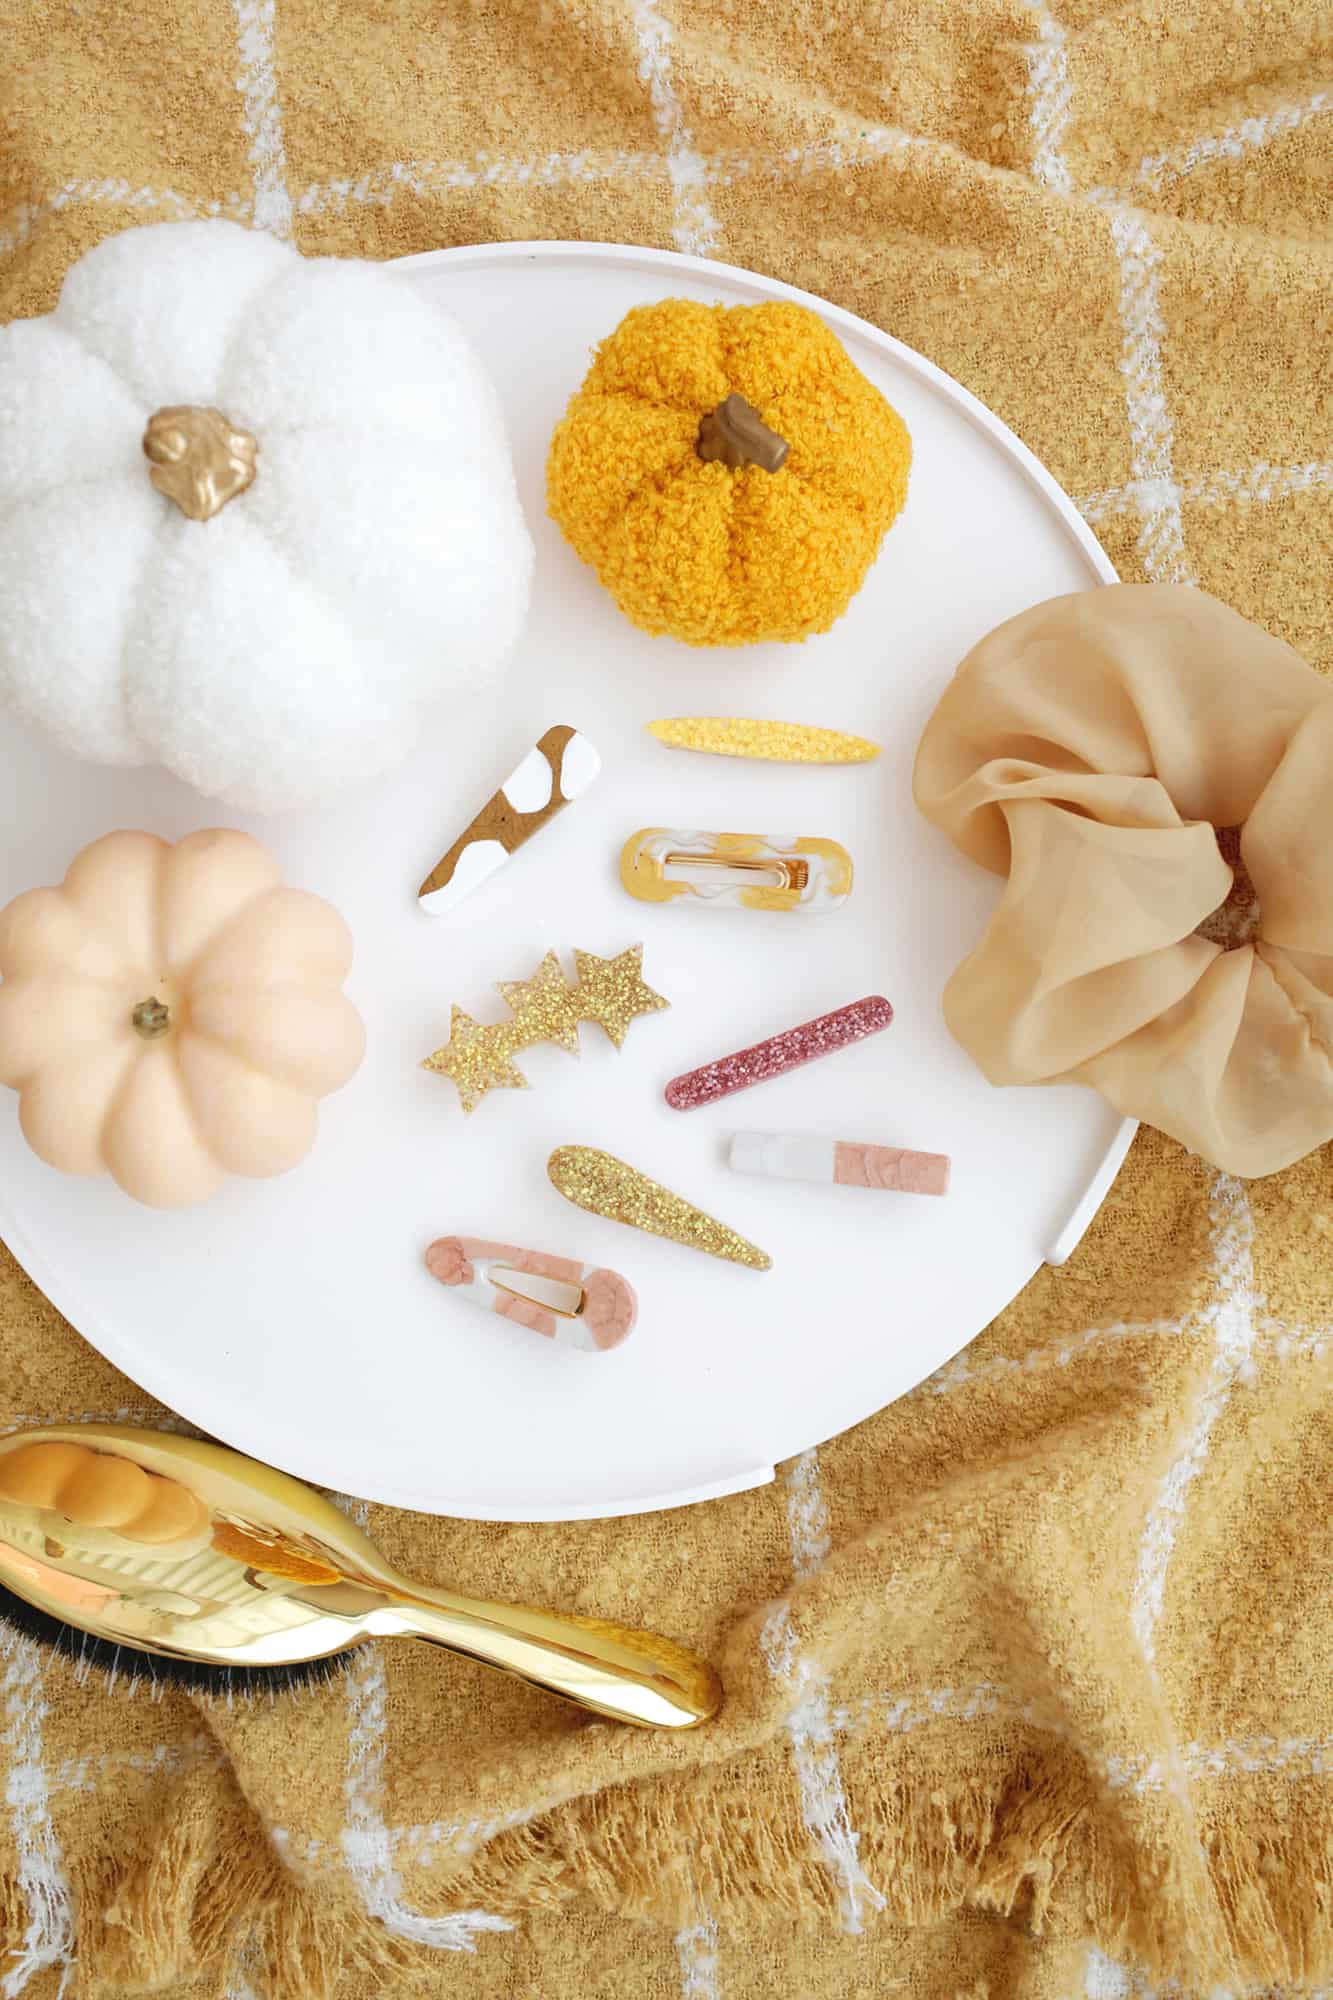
<box><xmin>377</xmin><ymin>1586</ymin><xmax>722</xmax><ymax>1729</ymax></box>
<box><xmin>0</xmin><ymin>1425</ymin><xmax>722</xmax><ymax>1729</ymax></box>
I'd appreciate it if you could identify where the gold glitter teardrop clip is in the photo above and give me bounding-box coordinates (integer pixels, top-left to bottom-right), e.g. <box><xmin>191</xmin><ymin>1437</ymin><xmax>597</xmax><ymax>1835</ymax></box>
<box><xmin>548</xmin><ymin>1146</ymin><xmax>771</xmax><ymax>1271</ymax></box>
<box><xmin>423</xmin><ymin>947</ymin><xmax>669</xmax><ymax>1114</ymax></box>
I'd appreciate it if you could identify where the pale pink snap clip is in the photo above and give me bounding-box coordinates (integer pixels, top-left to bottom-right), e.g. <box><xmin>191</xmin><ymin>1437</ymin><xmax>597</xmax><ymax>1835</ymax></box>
<box><xmin>424</xmin><ymin>1237</ymin><xmax>637</xmax><ymax>1352</ymax></box>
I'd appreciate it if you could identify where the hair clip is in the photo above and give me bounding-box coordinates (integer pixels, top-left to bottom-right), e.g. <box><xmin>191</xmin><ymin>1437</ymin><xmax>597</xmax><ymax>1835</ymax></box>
<box><xmin>729</xmin><ymin>1133</ymin><xmax>950</xmax><ymax>1197</ymax></box>
<box><xmin>423</xmin><ymin>945</ymin><xmax>669</xmax><ymax>1113</ymax></box>
<box><xmin>620</xmin><ymin>830</ymin><xmax>852</xmax><ymax>914</ymax></box>
<box><xmin>548</xmin><ymin>1146</ymin><xmax>771</xmax><ymax>1271</ymax></box>
<box><xmin>664</xmin><ymin>995</ymin><xmax>893</xmax><ymax>1110</ymax></box>
<box><xmin>647</xmin><ymin>718</ymin><xmax>880</xmax><ymax>765</ymax></box>
<box><xmin>418</xmin><ymin>725</ymin><xmax>600</xmax><ymax>917</ymax></box>
<box><xmin>424</xmin><ymin>1236</ymin><xmax>637</xmax><ymax>1350</ymax></box>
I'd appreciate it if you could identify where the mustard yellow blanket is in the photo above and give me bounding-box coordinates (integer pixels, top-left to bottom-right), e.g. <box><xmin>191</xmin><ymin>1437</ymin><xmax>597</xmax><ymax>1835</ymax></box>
<box><xmin>3</xmin><ymin>3</ymin><xmax>1332</xmax><ymax>1994</ymax></box>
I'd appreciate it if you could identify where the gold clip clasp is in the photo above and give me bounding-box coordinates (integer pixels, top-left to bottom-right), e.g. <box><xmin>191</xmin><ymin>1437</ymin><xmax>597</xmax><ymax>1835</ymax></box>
<box><xmin>425</xmin><ymin>1238</ymin><xmax>637</xmax><ymax>1352</ymax></box>
<box><xmin>619</xmin><ymin>829</ymin><xmax>852</xmax><ymax>913</ymax></box>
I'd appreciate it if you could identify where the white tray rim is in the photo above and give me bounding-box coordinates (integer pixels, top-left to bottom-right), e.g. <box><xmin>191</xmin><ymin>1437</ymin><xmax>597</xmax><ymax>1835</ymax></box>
<box><xmin>0</xmin><ymin>238</ymin><xmax>1136</xmax><ymax>1518</ymax></box>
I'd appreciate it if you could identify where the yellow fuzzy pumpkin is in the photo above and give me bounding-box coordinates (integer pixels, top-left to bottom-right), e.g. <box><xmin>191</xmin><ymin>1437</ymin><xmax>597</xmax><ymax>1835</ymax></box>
<box><xmin>547</xmin><ymin>298</ymin><xmax>911</xmax><ymax>648</ymax></box>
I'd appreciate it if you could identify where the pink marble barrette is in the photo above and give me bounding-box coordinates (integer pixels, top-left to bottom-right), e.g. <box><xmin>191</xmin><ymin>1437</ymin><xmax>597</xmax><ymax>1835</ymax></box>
<box><xmin>664</xmin><ymin>995</ymin><xmax>893</xmax><ymax>1110</ymax></box>
<box><xmin>729</xmin><ymin>1133</ymin><xmax>950</xmax><ymax>1197</ymax></box>
<box><xmin>424</xmin><ymin>1237</ymin><xmax>636</xmax><ymax>1352</ymax></box>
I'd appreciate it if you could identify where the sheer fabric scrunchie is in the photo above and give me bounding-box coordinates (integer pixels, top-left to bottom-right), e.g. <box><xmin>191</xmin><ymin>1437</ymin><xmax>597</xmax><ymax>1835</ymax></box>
<box><xmin>914</xmin><ymin>585</ymin><xmax>1333</xmax><ymax>1177</ymax></box>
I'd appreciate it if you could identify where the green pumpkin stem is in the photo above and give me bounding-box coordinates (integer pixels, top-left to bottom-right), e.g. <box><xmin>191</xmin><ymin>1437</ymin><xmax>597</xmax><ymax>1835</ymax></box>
<box><xmin>131</xmin><ymin>997</ymin><xmax>171</xmax><ymax>1041</ymax></box>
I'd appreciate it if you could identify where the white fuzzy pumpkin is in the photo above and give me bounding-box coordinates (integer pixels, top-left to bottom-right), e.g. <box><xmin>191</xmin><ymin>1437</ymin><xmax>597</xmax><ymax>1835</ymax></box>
<box><xmin>0</xmin><ymin>220</ymin><xmax>533</xmax><ymax>813</ymax></box>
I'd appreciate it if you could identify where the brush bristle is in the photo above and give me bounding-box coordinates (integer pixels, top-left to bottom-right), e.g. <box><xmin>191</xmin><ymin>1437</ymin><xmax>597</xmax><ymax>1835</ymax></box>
<box><xmin>0</xmin><ymin>1583</ymin><xmax>350</xmax><ymax>1698</ymax></box>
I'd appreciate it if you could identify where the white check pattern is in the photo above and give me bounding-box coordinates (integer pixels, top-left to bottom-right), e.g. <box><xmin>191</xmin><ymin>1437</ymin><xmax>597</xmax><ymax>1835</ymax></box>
<box><xmin>759</xmin><ymin>1451</ymin><xmax>885</xmax><ymax>1934</ymax></box>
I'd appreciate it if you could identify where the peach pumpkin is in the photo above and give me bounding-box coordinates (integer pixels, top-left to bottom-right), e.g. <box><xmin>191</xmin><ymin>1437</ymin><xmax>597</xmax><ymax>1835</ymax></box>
<box><xmin>0</xmin><ymin>829</ymin><xmax>365</xmax><ymax>1208</ymax></box>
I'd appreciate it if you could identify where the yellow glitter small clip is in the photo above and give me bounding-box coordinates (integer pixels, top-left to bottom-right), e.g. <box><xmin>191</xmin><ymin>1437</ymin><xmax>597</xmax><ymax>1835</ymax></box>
<box><xmin>621</xmin><ymin>829</ymin><xmax>853</xmax><ymax>914</ymax></box>
<box><xmin>647</xmin><ymin>718</ymin><xmax>881</xmax><ymax>765</ymax></box>
<box><xmin>423</xmin><ymin>947</ymin><xmax>669</xmax><ymax>1114</ymax></box>
<box><xmin>548</xmin><ymin>1146</ymin><xmax>771</xmax><ymax>1271</ymax></box>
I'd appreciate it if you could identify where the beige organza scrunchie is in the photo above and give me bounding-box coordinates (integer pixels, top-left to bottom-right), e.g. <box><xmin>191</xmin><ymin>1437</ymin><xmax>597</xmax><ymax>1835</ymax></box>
<box><xmin>914</xmin><ymin>584</ymin><xmax>1333</xmax><ymax>1177</ymax></box>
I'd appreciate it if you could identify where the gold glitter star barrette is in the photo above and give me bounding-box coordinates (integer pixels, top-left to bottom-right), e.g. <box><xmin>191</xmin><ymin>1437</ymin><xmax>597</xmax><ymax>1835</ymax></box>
<box><xmin>422</xmin><ymin>946</ymin><xmax>669</xmax><ymax>1114</ymax></box>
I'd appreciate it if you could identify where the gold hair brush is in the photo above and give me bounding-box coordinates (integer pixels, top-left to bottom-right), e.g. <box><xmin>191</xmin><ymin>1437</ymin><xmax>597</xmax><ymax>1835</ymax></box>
<box><xmin>0</xmin><ymin>1424</ymin><xmax>720</xmax><ymax>1729</ymax></box>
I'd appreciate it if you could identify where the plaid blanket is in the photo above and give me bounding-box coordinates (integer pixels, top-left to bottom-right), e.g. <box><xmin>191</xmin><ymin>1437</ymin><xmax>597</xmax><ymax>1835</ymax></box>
<box><xmin>2</xmin><ymin>3</ymin><xmax>1332</xmax><ymax>1994</ymax></box>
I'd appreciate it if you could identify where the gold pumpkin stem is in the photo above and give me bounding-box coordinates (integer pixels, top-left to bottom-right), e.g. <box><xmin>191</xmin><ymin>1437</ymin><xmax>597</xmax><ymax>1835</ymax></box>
<box><xmin>696</xmin><ymin>394</ymin><xmax>789</xmax><ymax>473</ymax></box>
<box><xmin>131</xmin><ymin>997</ymin><xmax>171</xmax><ymax>1041</ymax></box>
<box><xmin>143</xmin><ymin>405</ymin><xmax>258</xmax><ymax>521</ymax></box>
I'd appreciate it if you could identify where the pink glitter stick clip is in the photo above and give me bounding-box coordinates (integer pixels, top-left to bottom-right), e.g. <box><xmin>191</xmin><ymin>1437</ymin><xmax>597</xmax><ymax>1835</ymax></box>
<box><xmin>664</xmin><ymin>995</ymin><xmax>893</xmax><ymax>1111</ymax></box>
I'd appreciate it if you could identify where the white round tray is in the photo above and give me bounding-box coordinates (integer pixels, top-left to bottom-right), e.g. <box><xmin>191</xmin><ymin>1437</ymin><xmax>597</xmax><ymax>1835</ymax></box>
<box><xmin>0</xmin><ymin>242</ymin><xmax>1132</xmax><ymax>1519</ymax></box>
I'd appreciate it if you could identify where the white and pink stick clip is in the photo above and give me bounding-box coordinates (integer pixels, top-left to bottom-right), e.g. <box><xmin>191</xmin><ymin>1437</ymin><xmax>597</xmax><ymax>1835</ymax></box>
<box><xmin>729</xmin><ymin>1133</ymin><xmax>950</xmax><ymax>1197</ymax></box>
<box><xmin>424</xmin><ymin>1237</ymin><xmax>637</xmax><ymax>1352</ymax></box>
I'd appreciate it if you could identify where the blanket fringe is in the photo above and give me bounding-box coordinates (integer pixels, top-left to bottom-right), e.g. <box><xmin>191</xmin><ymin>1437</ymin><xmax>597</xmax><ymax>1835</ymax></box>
<box><xmin>3</xmin><ymin>1764</ymin><xmax>1331</xmax><ymax>1994</ymax></box>
<box><xmin>428</xmin><ymin>1752</ymin><xmax>1333</xmax><ymax>1989</ymax></box>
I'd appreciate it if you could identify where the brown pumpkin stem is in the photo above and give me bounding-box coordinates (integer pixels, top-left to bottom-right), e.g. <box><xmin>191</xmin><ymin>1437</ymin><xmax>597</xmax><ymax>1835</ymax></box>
<box><xmin>697</xmin><ymin>394</ymin><xmax>789</xmax><ymax>473</ymax></box>
<box><xmin>131</xmin><ymin>997</ymin><xmax>171</xmax><ymax>1041</ymax></box>
<box><xmin>143</xmin><ymin>405</ymin><xmax>258</xmax><ymax>521</ymax></box>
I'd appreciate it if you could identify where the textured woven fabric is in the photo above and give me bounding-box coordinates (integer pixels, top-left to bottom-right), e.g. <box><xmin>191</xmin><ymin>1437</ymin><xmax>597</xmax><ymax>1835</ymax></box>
<box><xmin>2</xmin><ymin>4</ymin><xmax>1332</xmax><ymax>1995</ymax></box>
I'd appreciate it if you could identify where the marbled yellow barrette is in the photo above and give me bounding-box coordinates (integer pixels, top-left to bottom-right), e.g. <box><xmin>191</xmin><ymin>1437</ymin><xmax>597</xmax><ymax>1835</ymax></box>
<box><xmin>646</xmin><ymin>718</ymin><xmax>880</xmax><ymax>764</ymax></box>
